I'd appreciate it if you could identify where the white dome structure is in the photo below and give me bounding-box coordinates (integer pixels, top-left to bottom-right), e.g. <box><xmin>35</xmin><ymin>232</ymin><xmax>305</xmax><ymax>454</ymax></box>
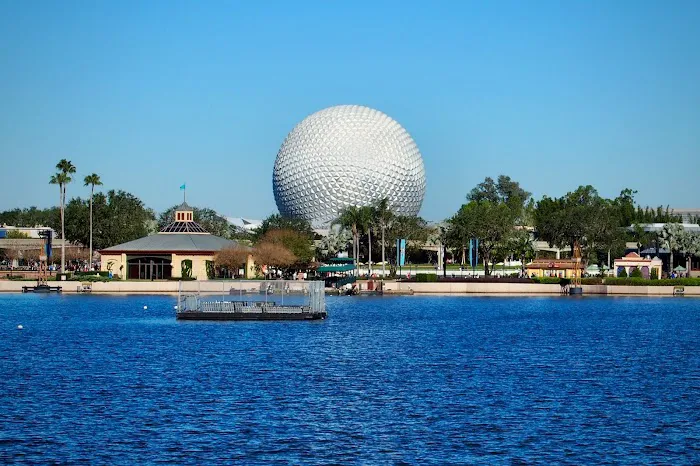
<box><xmin>273</xmin><ymin>105</ymin><xmax>426</xmax><ymax>226</ymax></box>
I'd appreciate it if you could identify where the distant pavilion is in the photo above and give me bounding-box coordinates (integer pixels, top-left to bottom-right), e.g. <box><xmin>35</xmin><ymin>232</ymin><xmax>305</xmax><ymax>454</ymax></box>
<box><xmin>99</xmin><ymin>203</ymin><xmax>253</xmax><ymax>280</ymax></box>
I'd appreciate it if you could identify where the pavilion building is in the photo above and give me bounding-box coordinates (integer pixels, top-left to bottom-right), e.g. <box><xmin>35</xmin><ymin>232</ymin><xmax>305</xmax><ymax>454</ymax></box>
<box><xmin>613</xmin><ymin>252</ymin><xmax>663</xmax><ymax>279</ymax></box>
<box><xmin>99</xmin><ymin>203</ymin><xmax>253</xmax><ymax>280</ymax></box>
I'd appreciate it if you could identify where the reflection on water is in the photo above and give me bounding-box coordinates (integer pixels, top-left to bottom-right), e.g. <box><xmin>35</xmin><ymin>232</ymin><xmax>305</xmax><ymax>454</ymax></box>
<box><xmin>1</xmin><ymin>294</ymin><xmax>699</xmax><ymax>463</ymax></box>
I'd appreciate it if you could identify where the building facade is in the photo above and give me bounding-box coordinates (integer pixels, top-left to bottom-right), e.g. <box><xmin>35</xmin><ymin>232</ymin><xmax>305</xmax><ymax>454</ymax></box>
<box><xmin>100</xmin><ymin>203</ymin><xmax>254</xmax><ymax>280</ymax></box>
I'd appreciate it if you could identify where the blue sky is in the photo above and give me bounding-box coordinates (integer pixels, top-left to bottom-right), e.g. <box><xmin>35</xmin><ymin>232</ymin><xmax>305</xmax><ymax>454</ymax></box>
<box><xmin>1</xmin><ymin>1</ymin><xmax>699</xmax><ymax>220</ymax></box>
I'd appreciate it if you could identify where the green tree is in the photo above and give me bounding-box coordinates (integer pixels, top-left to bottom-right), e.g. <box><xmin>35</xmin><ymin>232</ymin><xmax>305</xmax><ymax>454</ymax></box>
<box><xmin>181</xmin><ymin>259</ymin><xmax>193</xmax><ymax>278</ymax></box>
<box><xmin>251</xmin><ymin>214</ymin><xmax>315</xmax><ymax>243</ymax></box>
<box><xmin>83</xmin><ymin>173</ymin><xmax>103</xmax><ymax>266</ymax></box>
<box><xmin>446</xmin><ymin>210</ymin><xmax>471</xmax><ymax>265</ymax></box>
<box><xmin>384</xmin><ymin>215</ymin><xmax>429</xmax><ymax>273</ymax></box>
<box><xmin>507</xmin><ymin>228</ymin><xmax>535</xmax><ymax>276</ymax></box>
<box><xmin>334</xmin><ymin>206</ymin><xmax>364</xmax><ymax>269</ymax></box>
<box><xmin>49</xmin><ymin>159</ymin><xmax>76</xmax><ymax>271</ymax></box>
<box><xmin>64</xmin><ymin>190</ymin><xmax>153</xmax><ymax>249</ymax></box>
<box><xmin>358</xmin><ymin>206</ymin><xmax>374</xmax><ymax>274</ymax></box>
<box><xmin>535</xmin><ymin>185</ymin><xmax>602</xmax><ymax>256</ymax></box>
<box><xmin>452</xmin><ymin>201</ymin><xmax>514</xmax><ymax>275</ymax></box>
<box><xmin>615</xmin><ymin>188</ymin><xmax>638</xmax><ymax>227</ymax></box>
<box><xmin>448</xmin><ymin>175</ymin><xmax>530</xmax><ymax>275</ymax></box>
<box><xmin>0</xmin><ymin>207</ymin><xmax>59</xmax><ymax>229</ymax></box>
<box><xmin>373</xmin><ymin>198</ymin><xmax>395</xmax><ymax>276</ymax></box>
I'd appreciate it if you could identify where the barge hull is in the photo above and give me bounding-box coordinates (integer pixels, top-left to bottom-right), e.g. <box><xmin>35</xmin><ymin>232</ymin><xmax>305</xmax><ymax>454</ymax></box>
<box><xmin>176</xmin><ymin>311</ymin><xmax>326</xmax><ymax>321</ymax></box>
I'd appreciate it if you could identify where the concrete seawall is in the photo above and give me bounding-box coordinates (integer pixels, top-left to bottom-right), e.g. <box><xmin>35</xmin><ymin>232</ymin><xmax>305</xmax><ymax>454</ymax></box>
<box><xmin>383</xmin><ymin>281</ymin><xmax>700</xmax><ymax>296</ymax></box>
<box><xmin>1</xmin><ymin>280</ymin><xmax>698</xmax><ymax>296</ymax></box>
<box><xmin>0</xmin><ymin>280</ymin><xmax>274</xmax><ymax>294</ymax></box>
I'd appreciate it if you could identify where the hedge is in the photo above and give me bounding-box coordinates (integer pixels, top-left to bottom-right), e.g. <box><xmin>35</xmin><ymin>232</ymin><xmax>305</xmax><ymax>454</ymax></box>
<box><xmin>415</xmin><ymin>273</ymin><xmax>438</xmax><ymax>282</ymax></box>
<box><xmin>74</xmin><ymin>271</ymin><xmax>110</xmax><ymax>278</ymax></box>
<box><xmin>81</xmin><ymin>276</ymin><xmax>113</xmax><ymax>283</ymax></box>
<box><xmin>603</xmin><ymin>277</ymin><xmax>700</xmax><ymax>286</ymax></box>
<box><xmin>531</xmin><ymin>277</ymin><xmax>562</xmax><ymax>284</ymax></box>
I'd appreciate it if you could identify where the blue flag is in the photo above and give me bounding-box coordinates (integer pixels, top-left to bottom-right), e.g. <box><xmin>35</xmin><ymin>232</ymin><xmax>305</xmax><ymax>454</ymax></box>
<box><xmin>180</xmin><ymin>184</ymin><xmax>186</xmax><ymax>190</ymax></box>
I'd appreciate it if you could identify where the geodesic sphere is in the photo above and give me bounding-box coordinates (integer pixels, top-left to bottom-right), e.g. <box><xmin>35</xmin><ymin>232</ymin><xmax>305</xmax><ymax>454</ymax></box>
<box><xmin>273</xmin><ymin>105</ymin><xmax>426</xmax><ymax>226</ymax></box>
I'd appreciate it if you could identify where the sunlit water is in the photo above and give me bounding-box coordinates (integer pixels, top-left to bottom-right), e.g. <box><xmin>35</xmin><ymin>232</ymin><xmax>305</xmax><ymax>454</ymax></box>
<box><xmin>1</xmin><ymin>294</ymin><xmax>699</xmax><ymax>464</ymax></box>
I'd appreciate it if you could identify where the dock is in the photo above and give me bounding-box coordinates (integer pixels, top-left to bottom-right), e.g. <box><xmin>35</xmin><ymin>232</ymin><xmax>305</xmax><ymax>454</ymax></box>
<box><xmin>22</xmin><ymin>284</ymin><xmax>62</xmax><ymax>293</ymax></box>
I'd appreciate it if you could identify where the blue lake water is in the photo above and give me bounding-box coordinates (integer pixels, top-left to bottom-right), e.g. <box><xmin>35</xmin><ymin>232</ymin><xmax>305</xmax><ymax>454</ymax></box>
<box><xmin>1</xmin><ymin>294</ymin><xmax>699</xmax><ymax>464</ymax></box>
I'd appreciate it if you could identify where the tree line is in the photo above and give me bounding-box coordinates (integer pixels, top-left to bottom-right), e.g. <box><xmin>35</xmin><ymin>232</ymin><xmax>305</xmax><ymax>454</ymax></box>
<box><xmin>444</xmin><ymin>176</ymin><xmax>700</xmax><ymax>275</ymax></box>
<box><xmin>2</xmin><ymin>164</ymin><xmax>698</xmax><ymax>275</ymax></box>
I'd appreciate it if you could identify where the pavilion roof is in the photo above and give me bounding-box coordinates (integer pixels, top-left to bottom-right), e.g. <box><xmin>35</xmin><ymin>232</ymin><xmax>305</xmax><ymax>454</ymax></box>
<box><xmin>100</xmin><ymin>233</ymin><xmax>245</xmax><ymax>254</ymax></box>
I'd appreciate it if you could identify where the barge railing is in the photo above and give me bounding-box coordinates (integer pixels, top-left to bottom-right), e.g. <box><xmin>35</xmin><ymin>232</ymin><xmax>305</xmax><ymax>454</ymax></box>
<box><xmin>177</xmin><ymin>279</ymin><xmax>326</xmax><ymax>315</ymax></box>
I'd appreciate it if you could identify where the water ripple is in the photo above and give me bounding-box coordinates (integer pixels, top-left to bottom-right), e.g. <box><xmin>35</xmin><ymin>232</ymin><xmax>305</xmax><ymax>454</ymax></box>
<box><xmin>1</xmin><ymin>294</ymin><xmax>699</xmax><ymax>463</ymax></box>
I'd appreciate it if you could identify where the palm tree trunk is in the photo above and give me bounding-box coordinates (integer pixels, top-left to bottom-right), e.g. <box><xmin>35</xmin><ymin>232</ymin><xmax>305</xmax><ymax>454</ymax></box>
<box><xmin>61</xmin><ymin>184</ymin><xmax>66</xmax><ymax>273</ymax></box>
<box><xmin>368</xmin><ymin>227</ymin><xmax>372</xmax><ymax>276</ymax></box>
<box><xmin>355</xmin><ymin>233</ymin><xmax>359</xmax><ymax>276</ymax></box>
<box><xmin>89</xmin><ymin>185</ymin><xmax>94</xmax><ymax>270</ymax></box>
<box><xmin>381</xmin><ymin>225</ymin><xmax>385</xmax><ymax>278</ymax></box>
<box><xmin>352</xmin><ymin>224</ymin><xmax>358</xmax><ymax>276</ymax></box>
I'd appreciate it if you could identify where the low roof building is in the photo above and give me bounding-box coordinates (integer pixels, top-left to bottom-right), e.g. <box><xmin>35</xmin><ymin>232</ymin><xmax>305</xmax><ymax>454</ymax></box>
<box><xmin>100</xmin><ymin>203</ymin><xmax>252</xmax><ymax>280</ymax></box>
<box><xmin>525</xmin><ymin>259</ymin><xmax>584</xmax><ymax>279</ymax></box>
<box><xmin>613</xmin><ymin>252</ymin><xmax>662</xmax><ymax>279</ymax></box>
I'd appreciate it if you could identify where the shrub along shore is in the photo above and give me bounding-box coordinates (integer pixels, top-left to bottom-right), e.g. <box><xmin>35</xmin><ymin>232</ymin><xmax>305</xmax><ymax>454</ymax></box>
<box><xmin>1</xmin><ymin>277</ymin><xmax>698</xmax><ymax>296</ymax></box>
<box><xmin>410</xmin><ymin>273</ymin><xmax>700</xmax><ymax>287</ymax></box>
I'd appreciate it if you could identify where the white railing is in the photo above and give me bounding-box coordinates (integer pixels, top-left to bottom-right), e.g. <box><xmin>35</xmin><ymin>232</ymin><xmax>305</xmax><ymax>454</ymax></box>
<box><xmin>177</xmin><ymin>279</ymin><xmax>325</xmax><ymax>314</ymax></box>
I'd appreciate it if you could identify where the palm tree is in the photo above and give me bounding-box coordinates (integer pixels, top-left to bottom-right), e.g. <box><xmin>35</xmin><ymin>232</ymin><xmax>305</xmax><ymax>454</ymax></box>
<box><xmin>333</xmin><ymin>206</ymin><xmax>364</xmax><ymax>272</ymax></box>
<box><xmin>373</xmin><ymin>198</ymin><xmax>394</xmax><ymax>277</ymax></box>
<box><xmin>84</xmin><ymin>173</ymin><xmax>102</xmax><ymax>269</ymax></box>
<box><xmin>49</xmin><ymin>159</ymin><xmax>76</xmax><ymax>273</ymax></box>
<box><xmin>358</xmin><ymin>206</ymin><xmax>374</xmax><ymax>277</ymax></box>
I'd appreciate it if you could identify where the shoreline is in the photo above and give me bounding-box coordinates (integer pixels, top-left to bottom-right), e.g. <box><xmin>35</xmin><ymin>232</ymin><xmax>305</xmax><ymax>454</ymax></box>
<box><xmin>1</xmin><ymin>280</ymin><xmax>698</xmax><ymax>297</ymax></box>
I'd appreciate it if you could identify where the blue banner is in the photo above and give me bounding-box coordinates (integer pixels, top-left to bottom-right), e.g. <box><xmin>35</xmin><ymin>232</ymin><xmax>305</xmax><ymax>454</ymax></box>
<box><xmin>399</xmin><ymin>239</ymin><xmax>406</xmax><ymax>267</ymax></box>
<box><xmin>469</xmin><ymin>238</ymin><xmax>479</xmax><ymax>267</ymax></box>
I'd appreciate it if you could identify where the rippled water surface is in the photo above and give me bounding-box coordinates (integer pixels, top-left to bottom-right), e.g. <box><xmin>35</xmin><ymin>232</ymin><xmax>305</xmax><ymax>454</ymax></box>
<box><xmin>1</xmin><ymin>294</ymin><xmax>700</xmax><ymax>464</ymax></box>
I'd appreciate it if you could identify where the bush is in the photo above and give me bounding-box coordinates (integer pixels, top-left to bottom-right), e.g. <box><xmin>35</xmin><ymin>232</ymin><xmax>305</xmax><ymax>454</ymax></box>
<box><xmin>181</xmin><ymin>260</ymin><xmax>193</xmax><ymax>279</ymax></box>
<box><xmin>618</xmin><ymin>269</ymin><xmax>628</xmax><ymax>278</ymax></box>
<box><xmin>531</xmin><ymin>277</ymin><xmax>561</xmax><ymax>284</ymax></box>
<box><xmin>82</xmin><ymin>276</ymin><xmax>112</xmax><ymax>282</ymax></box>
<box><xmin>581</xmin><ymin>277</ymin><xmax>603</xmax><ymax>285</ymax></box>
<box><xmin>603</xmin><ymin>277</ymin><xmax>700</xmax><ymax>286</ymax></box>
<box><xmin>74</xmin><ymin>271</ymin><xmax>110</xmax><ymax>278</ymax></box>
<box><xmin>650</xmin><ymin>269</ymin><xmax>659</xmax><ymax>280</ymax></box>
<box><xmin>630</xmin><ymin>268</ymin><xmax>643</xmax><ymax>278</ymax></box>
<box><xmin>415</xmin><ymin>273</ymin><xmax>437</xmax><ymax>282</ymax></box>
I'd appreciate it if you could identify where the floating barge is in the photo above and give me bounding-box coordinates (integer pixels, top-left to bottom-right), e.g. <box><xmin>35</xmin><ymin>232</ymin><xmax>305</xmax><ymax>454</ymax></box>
<box><xmin>176</xmin><ymin>279</ymin><xmax>326</xmax><ymax>321</ymax></box>
<box><xmin>22</xmin><ymin>284</ymin><xmax>62</xmax><ymax>294</ymax></box>
<box><xmin>176</xmin><ymin>300</ymin><xmax>326</xmax><ymax>320</ymax></box>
